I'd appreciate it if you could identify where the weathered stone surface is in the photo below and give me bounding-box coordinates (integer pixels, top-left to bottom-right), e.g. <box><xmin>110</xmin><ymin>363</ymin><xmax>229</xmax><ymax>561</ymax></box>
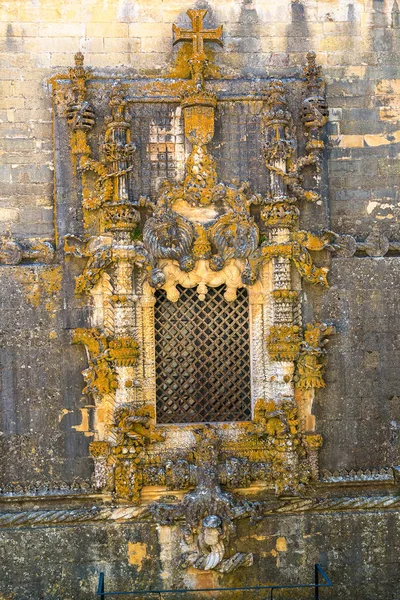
<box><xmin>0</xmin><ymin>0</ymin><xmax>400</xmax><ymax>597</ymax></box>
<box><xmin>310</xmin><ymin>257</ymin><xmax>400</xmax><ymax>470</ymax></box>
<box><xmin>0</xmin><ymin>512</ymin><xmax>400</xmax><ymax>599</ymax></box>
<box><xmin>0</xmin><ymin>266</ymin><xmax>93</xmax><ymax>491</ymax></box>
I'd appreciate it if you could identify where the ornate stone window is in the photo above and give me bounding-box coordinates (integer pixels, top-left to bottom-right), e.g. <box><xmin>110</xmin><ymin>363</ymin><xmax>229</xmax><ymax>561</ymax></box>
<box><xmin>155</xmin><ymin>285</ymin><xmax>251</xmax><ymax>424</ymax></box>
<box><xmin>54</xmin><ymin>8</ymin><xmax>335</xmax><ymax>575</ymax></box>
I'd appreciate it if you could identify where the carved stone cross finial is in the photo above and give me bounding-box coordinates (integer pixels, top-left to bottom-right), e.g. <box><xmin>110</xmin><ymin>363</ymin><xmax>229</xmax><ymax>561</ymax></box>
<box><xmin>173</xmin><ymin>10</ymin><xmax>223</xmax><ymax>89</ymax></box>
<box><xmin>173</xmin><ymin>9</ymin><xmax>223</xmax><ymax>58</ymax></box>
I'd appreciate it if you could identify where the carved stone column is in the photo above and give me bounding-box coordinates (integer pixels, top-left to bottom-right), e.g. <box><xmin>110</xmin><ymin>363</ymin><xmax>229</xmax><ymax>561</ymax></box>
<box><xmin>262</xmin><ymin>81</ymin><xmax>300</xmax><ymax>404</ymax></box>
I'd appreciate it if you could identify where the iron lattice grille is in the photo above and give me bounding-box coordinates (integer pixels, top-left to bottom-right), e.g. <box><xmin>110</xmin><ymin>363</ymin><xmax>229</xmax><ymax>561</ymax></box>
<box><xmin>155</xmin><ymin>285</ymin><xmax>251</xmax><ymax>424</ymax></box>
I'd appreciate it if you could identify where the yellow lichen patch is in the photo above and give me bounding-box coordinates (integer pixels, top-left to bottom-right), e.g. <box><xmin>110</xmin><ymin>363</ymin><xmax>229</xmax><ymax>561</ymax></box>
<box><xmin>250</xmin><ymin>534</ymin><xmax>269</xmax><ymax>541</ymax></box>
<box><xmin>276</xmin><ymin>537</ymin><xmax>287</xmax><ymax>552</ymax></box>
<box><xmin>14</xmin><ymin>266</ymin><xmax>62</xmax><ymax>315</ymax></box>
<box><xmin>168</xmin><ymin>44</ymin><xmax>221</xmax><ymax>80</ymax></box>
<box><xmin>330</xmin><ymin>134</ymin><xmax>364</xmax><ymax>148</ymax></box>
<box><xmin>296</xmin><ymin>385</ymin><xmax>317</xmax><ymax>431</ymax></box>
<box><xmin>139</xmin><ymin>77</ymin><xmax>192</xmax><ymax>99</ymax></box>
<box><xmin>345</xmin><ymin>66</ymin><xmax>366</xmax><ymax>78</ymax></box>
<box><xmin>364</xmin><ymin>130</ymin><xmax>400</xmax><ymax>147</ymax></box>
<box><xmin>127</xmin><ymin>542</ymin><xmax>147</xmax><ymax>570</ymax></box>
<box><xmin>185</xmin><ymin>569</ymin><xmax>218</xmax><ymax>590</ymax></box>
<box><xmin>375</xmin><ymin>79</ymin><xmax>400</xmax><ymax>96</ymax></box>
<box><xmin>376</xmin><ymin>213</ymin><xmax>394</xmax><ymax>220</ymax></box>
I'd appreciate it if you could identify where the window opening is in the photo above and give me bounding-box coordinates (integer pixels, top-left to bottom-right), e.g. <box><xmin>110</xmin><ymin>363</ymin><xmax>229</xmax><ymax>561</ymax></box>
<box><xmin>155</xmin><ymin>285</ymin><xmax>251</xmax><ymax>423</ymax></box>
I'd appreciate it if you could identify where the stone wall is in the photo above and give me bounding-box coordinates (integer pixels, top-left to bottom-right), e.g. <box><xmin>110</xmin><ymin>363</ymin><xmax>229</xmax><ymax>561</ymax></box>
<box><xmin>2</xmin><ymin>511</ymin><xmax>400</xmax><ymax>599</ymax></box>
<box><xmin>1</xmin><ymin>0</ymin><xmax>399</xmax><ymax>240</ymax></box>
<box><xmin>1</xmin><ymin>0</ymin><xmax>400</xmax><ymax>599</ymax></box>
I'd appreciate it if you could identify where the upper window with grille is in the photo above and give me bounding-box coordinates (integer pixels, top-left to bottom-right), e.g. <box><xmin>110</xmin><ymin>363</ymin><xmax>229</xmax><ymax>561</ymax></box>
<box><xmin>155</xmin><ymin>285</ymin><xmax>251</xmax><ymax>424</ymax></box>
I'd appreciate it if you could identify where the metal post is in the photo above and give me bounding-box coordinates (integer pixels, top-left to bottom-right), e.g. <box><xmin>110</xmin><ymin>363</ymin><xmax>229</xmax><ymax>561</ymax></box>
<box><xmin>314</xmin><ymin>564</ymin><xmax>319</xmax><ymax>600</ymax></box>
<box><xmin>98</xmin><ymin>572</ymin><xmax>105</xmax><ymax>600</ymax></box>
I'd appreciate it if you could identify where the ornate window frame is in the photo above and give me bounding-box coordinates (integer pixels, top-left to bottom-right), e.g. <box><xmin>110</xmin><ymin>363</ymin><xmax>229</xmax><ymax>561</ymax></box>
<box><xmin>53</xmin><ymin>9</ymin><xmax>336</xmax><ymax>573</ymax></box>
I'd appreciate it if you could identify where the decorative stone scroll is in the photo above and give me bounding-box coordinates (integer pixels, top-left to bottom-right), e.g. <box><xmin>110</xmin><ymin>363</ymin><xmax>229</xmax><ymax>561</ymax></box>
<box><xmin>52</xmin><ymin>8</ymin><xmax>336</xmax><ymax>573</ymax></box>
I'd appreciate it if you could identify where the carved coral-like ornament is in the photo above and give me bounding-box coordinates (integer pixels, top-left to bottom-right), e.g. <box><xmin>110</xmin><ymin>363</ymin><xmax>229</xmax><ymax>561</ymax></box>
<box><xmin>267</xmin><ymin>325</ymin><xmax>302</xmax><ymax>361</ymax></box>
<box><xmin>103</xmin><ymin>202</ymin><xmax>141</xmax><ymax>232</ymax></box>
<box><xmin>295</xmin><ymin>322</ymin><xmax>335</xmax><ymax>389</ymax></box>
<box><xmin>261</xmin><ymin>197</ymin><xmax>300</xmax><ymax>229</ymax></box>
<box><xmin>302</xmin><ymin>52</ymin><xmax>329</xmax><ymax>131</ymax></box>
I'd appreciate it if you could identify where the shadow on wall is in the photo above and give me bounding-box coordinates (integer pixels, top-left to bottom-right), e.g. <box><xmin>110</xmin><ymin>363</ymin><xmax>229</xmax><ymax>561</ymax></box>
<box><xmin>198</xmin><ymin>0</ymin><xmax>266</xmax><ymax>76</ymax></box>
<box><xmin>285</xmin><ymin>0</ymin><xmax>311</xmax><ymax>60</ymax></box>
<box><xmin>229</xmin><ymin>0</ymin><xmax>264</xmax><ymax>76</ymax></box>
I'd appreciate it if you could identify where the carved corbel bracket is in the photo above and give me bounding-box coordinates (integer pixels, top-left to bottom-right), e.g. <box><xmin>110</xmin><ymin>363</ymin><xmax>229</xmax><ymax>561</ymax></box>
<box><xmin>293</xmin><ymin>322</ymin><xmax>335</xmax><ymax>433</ymax></box>
<box><xmin>266</xmin><ymin>321</ymin><xmax>334</xmax><ymax>386</ymax></box>
<box><xmin>72</xmin><ymin>328</ymin><xmax>118</xmax><ymax>397</ymax></box>
<box><xmin>72</xmin><ymin>329</ymin><xmax>140</xmax><ymax>381</ymax></box>
<box><xmin>72</xmin><ymin>328</ymin><xmax>141</xmax><ymax>443</ymax></box>
<box><xmin>64</xmin><ymin>235</ymin><xmax>151</xmax><ymax>296</ymax></box>
<box><xmin>295</xmin><ymin>322</ymin><xmax>335</xmax><ymax>390</ymax></box>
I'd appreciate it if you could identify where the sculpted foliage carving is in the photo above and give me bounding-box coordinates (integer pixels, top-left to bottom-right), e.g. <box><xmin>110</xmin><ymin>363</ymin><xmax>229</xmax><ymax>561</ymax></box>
<box><xmin>72</xmin><ymin>328</ymin><xmax>139</xmax><ymax>397</ymax></box>
<box><xmin>113</xmin><ymin>403</ymin><xmax>165</xmax><ymax>447</ymax></box>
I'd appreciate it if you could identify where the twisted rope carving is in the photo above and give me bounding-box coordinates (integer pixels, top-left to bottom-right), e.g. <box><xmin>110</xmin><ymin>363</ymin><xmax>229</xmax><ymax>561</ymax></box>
<box><xmin>0</xmin><ymin>507</ymin><xmax>112</xmax><ymax>528</ymax></box>
<box><xmin>274</xmin><ymin>496</ymin><xmax>400</xmax><ymax>514</ymax></box>
<box><xmin>1</xmin><ymin>495</ymin><xmax>399</xmax><ymax>529</ymax></box>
